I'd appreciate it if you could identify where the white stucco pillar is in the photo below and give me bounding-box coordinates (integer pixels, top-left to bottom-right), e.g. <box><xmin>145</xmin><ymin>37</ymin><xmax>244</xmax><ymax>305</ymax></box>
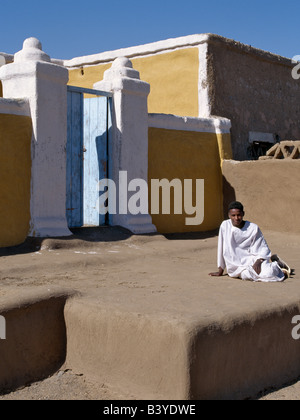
<box><xmin>94</xmin><ymin>57</ymin><xmax>156</xmax><ymax>234</ymax></box>
<box><xmin>0</xmin><ymin>38</ymin><xmax>72</xmax><ymax>237</ymax></box>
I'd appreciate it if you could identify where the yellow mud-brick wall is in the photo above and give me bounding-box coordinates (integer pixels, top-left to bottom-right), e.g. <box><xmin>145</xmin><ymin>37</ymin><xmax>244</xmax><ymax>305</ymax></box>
<box><xmin>0</xmin><ymin>114</ymin><xmax>32</xmax><ymax>247</ymax></box>
<box><xmin>217</xmin><ymin>132</ymin><xmax>232</xmax><ymax>162</ymax></box>
<box><xmin>148</xmin><ymin>128</ymin><xmax>225</xmax><ymax>233</ymax></box>
<box><xmin>68</xmin><ymin>48</ymin><xmax>199</xmax><ymax>117</ymax></box>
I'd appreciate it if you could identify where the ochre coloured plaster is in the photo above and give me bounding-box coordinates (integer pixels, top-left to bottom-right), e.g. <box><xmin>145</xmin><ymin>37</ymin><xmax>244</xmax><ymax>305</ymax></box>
<box><xmin>68</xmin><ymin>48</ymin><xmax>199</xmax><ymax>117</ymax></box>
<box><xmin>217</xmin><ymin>133</ymin><xmax>233</xmax><ymax>163</ymax></box>
<box><xmin>148</xmin><ymin>128</ymin><xmax>224</xmax><ymax>233</ymax></box>
<box><xmin>68</xmin><ymin>63</ymin><xmax>111</xmax><ymax>89</ymax></box>
<box><xmin>0</xmin><ymin>114</ymin><xmax>32</xmax><ymax>247</ymax></box>
<box><xmin>132</xmin><ymin>48</ymin><xmax>199</xmax><ymax>117</ymax></box>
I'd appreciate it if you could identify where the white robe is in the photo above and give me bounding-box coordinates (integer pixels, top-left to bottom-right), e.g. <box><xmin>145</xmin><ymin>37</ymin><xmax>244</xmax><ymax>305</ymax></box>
<box><xmin>217</xmin><ymin>220</ymin><xmax>285</xmax><ymax>282</ymax></box>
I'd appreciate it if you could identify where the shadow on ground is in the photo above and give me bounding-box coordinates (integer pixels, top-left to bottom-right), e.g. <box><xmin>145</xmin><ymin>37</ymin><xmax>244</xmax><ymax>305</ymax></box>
<box><xmin>163</xmin><ymin>229</ymin><xmax>219</xmax><ymax>241</ymax></box>
<box><xmin>0</xmin><ymin>226</ymin><xmax>133</xmax><ymax>257</ymax></box>
<box><xmin>0</xmin><ymin>226</ymin><xmax>219</xmax><ymax>257</ymax></box>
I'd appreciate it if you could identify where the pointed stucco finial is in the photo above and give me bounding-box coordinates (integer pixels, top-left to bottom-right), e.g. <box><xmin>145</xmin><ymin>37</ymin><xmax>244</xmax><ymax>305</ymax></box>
<box><xmin>14</xmin><ymin>37</ymin><xmax>51</xmax><ymax>63</ymax></box>
<box><xmin>103</xmin><ymin>56</ymin><xmax>140</xmax><ymax>81</ymax></box>
<box><xmin>112</xmin><ymin>57</ymin><xmax>133</xmax><ymax>69</ymax></box>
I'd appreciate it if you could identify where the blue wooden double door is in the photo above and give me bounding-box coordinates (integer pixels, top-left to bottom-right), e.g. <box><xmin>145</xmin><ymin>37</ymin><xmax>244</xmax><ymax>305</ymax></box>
<box><xmin>66</xmin><ymin>86</ymin><xmax>112</xmax><ymax>228</ymax></box>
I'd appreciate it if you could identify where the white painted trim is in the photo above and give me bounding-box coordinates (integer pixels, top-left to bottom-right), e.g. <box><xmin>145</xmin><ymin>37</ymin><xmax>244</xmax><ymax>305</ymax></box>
<box><xmin>148</xmin><ymin>113</ymin><xmax>231</xmax><ymax>134</ymax></box>
<box><xmin>0</xmin><ymin>53</ymin><xmax>63</xmax><ymax>66</ymax></box>
<box><xmin>0</xmin><ymin>53</ymin><xmax>13</xmax><ymax>64</ymax></box>
<box><xmin>0</xmin><ymin>98</ymin><xmax>30</xmax><ymax>116</ymax></box>
<box><xmin>198</xmin><ymin>43</ymin><xmax>211</xmax><ymax>118</ymax></box>
<box><xmin>64</xmin><ymin>34</ymin><xmax>210</xmax><ymax>68</ymax></box>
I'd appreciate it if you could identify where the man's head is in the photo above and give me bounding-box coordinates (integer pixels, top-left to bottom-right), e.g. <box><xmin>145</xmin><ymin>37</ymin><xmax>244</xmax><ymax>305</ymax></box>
<box><xmin>228</xmin><ymin>201</ymin><xmax>245</xmax><ymax>228</ymax></box>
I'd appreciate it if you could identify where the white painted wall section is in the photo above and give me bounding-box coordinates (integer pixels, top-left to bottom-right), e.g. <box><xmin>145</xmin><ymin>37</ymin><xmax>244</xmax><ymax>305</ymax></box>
<box><xmin>0</xmin><ymin>98</ymin><xmax>30</xmax><ymax>116</ymax></box>
<box><xmin>148</xmin><ymin>113</ymin><xmax>231</xmax><ymax>134</ymax></box>
<box><xmin>64</xmin><ymin>34</ymin><xmax>210</xmax><ymax>68</ymax></box>
<box><xmin>94</xmin><ymin>57</ymin><xmax>156</xmax><ymax>234</ymax></box>
<box><xmin>0</xmin><ymin>37</ymin><xmax>72</xmax><ymax>238</ymax></box>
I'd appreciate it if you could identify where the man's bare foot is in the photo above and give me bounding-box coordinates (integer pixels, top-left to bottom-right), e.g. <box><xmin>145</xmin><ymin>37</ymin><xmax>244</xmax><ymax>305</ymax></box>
<box><xmin>271</xmin><ymin>254</ymin><xmax>291</xmax><ymax>275</ymax></box>
<box><xmin>209</xmin><ymin>268</ymin><xmax>224</xmax><ymax>277</ymax></box>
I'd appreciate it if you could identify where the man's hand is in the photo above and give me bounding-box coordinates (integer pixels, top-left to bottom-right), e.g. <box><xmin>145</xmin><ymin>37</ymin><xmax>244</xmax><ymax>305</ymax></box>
<box><xmin>253</xmin><ymin>259</ymin><xmax>265</xmax><ymax>275</ymax></box>
<box><xmin>209</xmin><ymin>268</ymin><xmax>224</xmax><ymax>277</ymax></box>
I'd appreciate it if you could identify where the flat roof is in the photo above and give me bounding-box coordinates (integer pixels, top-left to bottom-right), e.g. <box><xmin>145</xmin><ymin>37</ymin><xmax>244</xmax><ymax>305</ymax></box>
<box><xmin>63</xmin><ymin>33</ymin><xmax>295</xmax><ymax>69</ymax></box>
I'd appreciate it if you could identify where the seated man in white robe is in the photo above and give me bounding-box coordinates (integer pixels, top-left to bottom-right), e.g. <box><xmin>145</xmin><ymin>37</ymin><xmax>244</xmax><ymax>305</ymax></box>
<box><xmin>209</xmin><ymin>201</ymin><xmax>290</xmax><ymax>282</ymax></box>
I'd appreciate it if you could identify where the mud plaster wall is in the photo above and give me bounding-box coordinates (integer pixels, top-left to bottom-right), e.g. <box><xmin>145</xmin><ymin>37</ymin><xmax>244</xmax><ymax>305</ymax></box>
<box><xmin>222</xmin><ymin>160</ymin><xmax>300</xmax><ymax>234</ymax></box>
<box><xmin>148</xmin><ymin>128</ymin><xmax>224</xmax><ymax>233</ymax></box>
<box><xmin>0</xmin><ymin>295</ymin><xmax>67</xmax><ymax>393</ymax></box>
<box><xmin>207</xmin><ymin>38</ymin><xmax>300</xmax><ymax>161</ymax></box>
<box><xmin>0</xmin><ymin>114</ymin><xmax>32</xmax><ymax>247</ymax></box>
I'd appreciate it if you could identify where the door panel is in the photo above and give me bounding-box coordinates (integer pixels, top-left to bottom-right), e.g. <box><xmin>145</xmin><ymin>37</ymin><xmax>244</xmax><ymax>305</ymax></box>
<box><xmin>83</xmin><ymin>97</ymin><xmax>108</xmax><ymax>226</ymax></box>
<box><xmin>66</xmin><ymin>90</ymin><xmax>83</xmax><ymax>228</ymax></box>
<box><xmin>66</xmin><ymin>86</ymin><xmax>110</xmax><ymax>229</ymax></box>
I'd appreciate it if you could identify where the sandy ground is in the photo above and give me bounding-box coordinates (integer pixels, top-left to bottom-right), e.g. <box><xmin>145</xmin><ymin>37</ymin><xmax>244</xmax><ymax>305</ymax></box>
<box><xmin>1</xmin><ymin>367</ymin><xmax>300</xmax><ymax>400</ymax></box>
<box><xmin>0</xmin><ymin>226</ymin><xmax>299</xmax><ymax>400</ymax></box>
<box><xmin>0</xmin><ymin>367</ymin><xmax>300</xmax><ymax>400</ymax></box>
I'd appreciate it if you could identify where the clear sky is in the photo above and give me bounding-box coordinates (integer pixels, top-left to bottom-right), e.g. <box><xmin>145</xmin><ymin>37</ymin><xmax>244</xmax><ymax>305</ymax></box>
<box><xmin>1</xmin><ymin>0</ymin><xmax>300</xmax><ymax>60</ymax></box>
